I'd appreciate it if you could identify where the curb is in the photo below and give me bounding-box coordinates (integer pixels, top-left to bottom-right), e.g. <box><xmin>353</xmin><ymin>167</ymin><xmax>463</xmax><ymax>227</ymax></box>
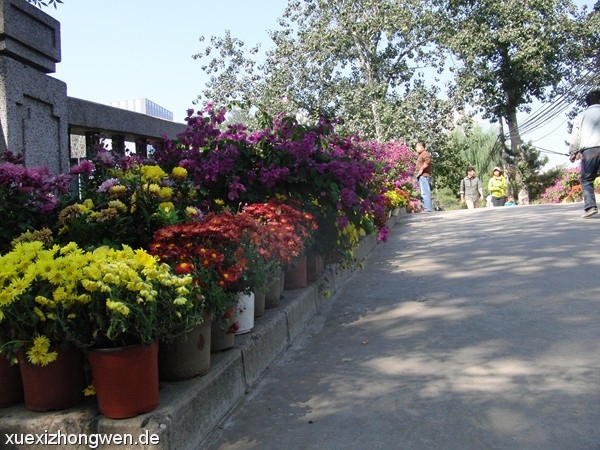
<box><xmin>0</xmin><ymin>212</ymin><xmax>406</xmax><ymax>450</ymax></box>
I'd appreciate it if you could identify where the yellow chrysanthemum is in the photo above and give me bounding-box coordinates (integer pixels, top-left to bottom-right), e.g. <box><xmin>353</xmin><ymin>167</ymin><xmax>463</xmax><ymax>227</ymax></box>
<box><xmin>33</xmin><ymin>306</ymin><xmax>46</xmax><ymax>322</ymax></box>
<box><xmin>159</xmin><ymin>187</ymin><xmax>174</xmax><ymax>200</ymax></box>
<box><xmin>108</xmin><ymin>199</ymin><xmax>127</xmax><ymax>212</ymax></box>
<box><xmin>108</xmin><ymin>185</ymin><xmax>127</xmax><ymax>198</ymax></box>
<box><xmin>34</xmin><ymin>295</ymin><xmax>56</xmax><ymax>308</ymax></box>
<box><xmin>83</xmin><ymin>385</ymin><xmax>96</xmax><ymax>396</ymax></box>
<box><xmin>175</xmin><ymin>286</ymin><xmax>190</xmax><ymax>295</ymax></box>
<box><xmin>52</xmin><ymin>286</ymin><xmax>68</xmax><ymax>303</ymax></box>
<box><xmin>141</xmin><ymin>165</ymin><xmax>167</xmax><ymax>183</ymax></box>
<box><xmin>26</xmin><ymin>335</ymin><xmax>58</xmax><ymax>366</ymax></box>
<box><xmin>185</xmin><ymin>206</ymin><xmax>199</xmax><ymax>218</ymax></box>
<box><xmin>76</xmin><ymin>199</ymin><xmax>93</xmax><ymax>213</ymax></box>
<box><xmin>171</xmin><ymin>166</ymin><xmax>188</xmax><ymax>181</ymax></box>
<box><xmin>106</xmin><ymin>299</ymin><xmax>130</xmax><ymax>316</ymax></box>
<box><xmin>147</xmin><ymin>183</ymin><xmax>161</xmax><ymax>195</ymax></box>
<box><xmin>159</xmin><ymin>202</ymin><xmax>174</xmax><ymax>212</ymax></box>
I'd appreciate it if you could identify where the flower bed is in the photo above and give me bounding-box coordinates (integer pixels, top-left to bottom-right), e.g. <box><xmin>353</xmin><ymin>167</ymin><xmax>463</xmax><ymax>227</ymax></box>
<box><xmin>0</xmin><ymin>104</ymin><xmax>419</xmax><ymax>418</ymax></box>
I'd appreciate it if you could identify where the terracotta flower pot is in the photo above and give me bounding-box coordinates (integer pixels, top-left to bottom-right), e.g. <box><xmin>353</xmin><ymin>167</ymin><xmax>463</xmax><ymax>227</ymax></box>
<box><xmin>0</xmin><ymin>354</ymin><xmax>23</xmax><ymax>408</ymax></box>
<box><xmin>87</xmin><ymin>342</ymin><xmax>159</xmax><ymax>419</ymax></box>
<box><xmin>18</xmin><ymin>347</ymin><xmax>85</xmax><ymax>412</ymax></box>
<box><xmin>306</xmin><ymin>250</ymin><xmax>324</xmax><ymax>282</ymax></box>
<box><xmin>284</xmin><ymin>255</ymin><xmax>308</xmax><ymax>290</ymax></box>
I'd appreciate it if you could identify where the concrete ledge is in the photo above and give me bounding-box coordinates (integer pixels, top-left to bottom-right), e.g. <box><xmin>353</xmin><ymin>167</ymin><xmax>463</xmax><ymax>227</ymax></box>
<box><xmin>285</xmin><ymin>286</ymin><xmax>318</xmax><ymax>343</ymax></box>
<box><xmin>237</xmin><ymin>308</ymin><xmax>289</xmax><ymax>390</ymax></box>
<box><xmin>0</xmin><ymin>226</ymin><xmax>396</xmax><ymax>449</ymax></box>
<box><xmin>144</xmin><ymin>350</ymin><xmax>247</xmax><ymax>450</ymax></box>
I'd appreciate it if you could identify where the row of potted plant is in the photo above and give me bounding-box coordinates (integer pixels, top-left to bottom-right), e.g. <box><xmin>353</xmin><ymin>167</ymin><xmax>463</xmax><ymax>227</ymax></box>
<box><xmin>0</xmin><ymin>199</ymin><xmax>317</xmax><ymax>416</ymax></box>
<box><xmin>0</xmin><ymin>105</ymin><xmax>419</xmax><ymax>417</ymax></box>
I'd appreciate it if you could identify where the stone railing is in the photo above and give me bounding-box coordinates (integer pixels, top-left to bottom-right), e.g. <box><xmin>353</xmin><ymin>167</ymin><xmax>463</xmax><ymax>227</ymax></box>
<box><xmin>0</xmin><ymin>0</ymin><xmax>185</xmax><ymax>174</ymax></box>
<box><xmin>66</xmin><ymin>97</ymin><xmax>185</xmax><ymax>160</ymax></box>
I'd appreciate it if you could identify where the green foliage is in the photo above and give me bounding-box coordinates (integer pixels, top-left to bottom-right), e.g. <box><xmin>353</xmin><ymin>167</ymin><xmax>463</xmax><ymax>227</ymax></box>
<box><xmin>193</xmin><ymin>0</ymin><xmax>455</xmax><ymax>147</ymax></box>
<box><xmin>433</xmin><ymin>186</ymin><xmax>464</xmax><ymax>211</ymax></box>
<box><xmin>25</xmin><ymin>0</ymin><xmax>63</xmax><ymax>8</ymax></box>
<box><xmin>530</xmin><ymin>165</ymin><xmax>566</xmax><ymax>202</ymax></box>
<box><xmin>434</xmin><ymin>0</ymin><xmax>598</xmax><ymax>197</ymax></box>
<box><xmin>449</xmin><ymin>124</ymin><xmax>502</xmax><ymax>177</ymax></box>
<box><xmin>430</xmin><ymin>140</ymin><xmax>469</xmax><ymax>199</ymax></box>
<box><xmin>438</xmin><ymin>0</ymin><xmax>593</xmax><ymax>120</ymax></box>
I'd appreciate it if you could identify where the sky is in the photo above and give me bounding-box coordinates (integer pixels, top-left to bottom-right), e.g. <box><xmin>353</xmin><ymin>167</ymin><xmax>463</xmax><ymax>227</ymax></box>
<box><xmin>44</xmin><ymin>0</ymin><xmax>595</xmax><ymax>170</ymax></box>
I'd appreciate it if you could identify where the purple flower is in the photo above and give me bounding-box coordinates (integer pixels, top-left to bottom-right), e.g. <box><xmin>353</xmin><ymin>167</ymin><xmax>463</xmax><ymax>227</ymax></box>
<box><xmin>95</xmin><ymin>148</ymin><xmax>116</xmax><ymax>167</ymax></box>
<box><xmin>336</xmin><ymin>215</ymin><xmax>349</xmax><ymax>230</ymax></box>
<box><xmin>69</xmin><ymin>159</ymin><xmax>95</xmax><ymax>175</ymax></box>
<box><xmin>377</xmin><ymin>225</ymin><xmax>389</xmax><ymax>242</ymax></box>
<box><xmin>97</xmin><ymin>178</ymin><xmax>120</xmax><ymax>193</ymax></box>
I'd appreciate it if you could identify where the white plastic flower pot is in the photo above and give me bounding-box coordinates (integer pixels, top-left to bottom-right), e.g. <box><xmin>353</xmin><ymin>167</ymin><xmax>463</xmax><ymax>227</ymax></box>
<box><xmin>234</xmin><ymin>292</ymin><xmax>255</xmax><ymax>335</ymax></box>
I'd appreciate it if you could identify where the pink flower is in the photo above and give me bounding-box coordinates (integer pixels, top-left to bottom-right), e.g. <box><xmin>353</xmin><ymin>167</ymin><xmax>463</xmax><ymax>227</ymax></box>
<box><xmin>69</xmin><ymin>159</ymin><xmax>95</xmax><ymax>175</ymax></box>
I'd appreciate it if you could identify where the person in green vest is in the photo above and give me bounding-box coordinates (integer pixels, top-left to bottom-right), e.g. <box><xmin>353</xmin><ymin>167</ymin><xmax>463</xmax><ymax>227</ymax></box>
<box><xmin>488</xmin><ymin>167</ymin><xmax>507</xmax><ymax>207</ymax></box>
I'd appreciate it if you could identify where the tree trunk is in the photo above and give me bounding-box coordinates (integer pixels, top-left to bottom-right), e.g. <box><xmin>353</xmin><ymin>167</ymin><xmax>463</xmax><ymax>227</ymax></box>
<box><xmin>371</xmin><ymin>101</ymin><xmax>383</xmax><ymax>141</ymax></box>
<box><xmin>505</xmin><ymin>109</ymin><xmax>530</xmax><ymax>205</ymax></box>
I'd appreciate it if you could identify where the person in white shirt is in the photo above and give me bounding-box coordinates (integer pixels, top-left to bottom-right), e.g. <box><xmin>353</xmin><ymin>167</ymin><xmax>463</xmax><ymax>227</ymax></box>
<box><xmin>569</xmin><ymin>89</ymin><xmax>600</xmax><ymax>219</ymax></box>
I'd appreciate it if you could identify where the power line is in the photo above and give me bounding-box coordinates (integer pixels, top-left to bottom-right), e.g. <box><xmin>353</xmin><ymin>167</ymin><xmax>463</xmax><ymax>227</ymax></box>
<box><xmin>503</xmin><ymin>69</ymin><xmax>597</xmax><ymax>140</ymax></box>
<box><xmin>530</xmin><ymin>145</ymin><xmax>569</xmax><ymax>157</ymax></box>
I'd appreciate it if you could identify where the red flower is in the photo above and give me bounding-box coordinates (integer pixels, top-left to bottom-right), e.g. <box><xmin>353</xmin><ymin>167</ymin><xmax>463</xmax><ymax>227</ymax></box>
<box><xmin>175</xmin><ymin>262</ymin><xmax>195</xmax><ymax>274</ymax></box>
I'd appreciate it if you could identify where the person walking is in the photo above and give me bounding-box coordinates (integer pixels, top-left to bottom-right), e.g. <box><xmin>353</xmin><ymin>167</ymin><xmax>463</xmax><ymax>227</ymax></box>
<box><xmin>487</xmin><ymin>167</ymin><xmax>507</xmax><ymax>207</ymax></box>
<box><xmin>415</xmin><ymin>141</ymin><xmax>433</xmax><ymax>212</ymax></box>
<box><xmin>460</xmin><ymin>167</ymin><xmax>484</xmax><ymax>209</ymax></box>
<box><xmin>568</xmin><ymin>89</ymin><xmax>600</xmax><ymax>219</ymax></box>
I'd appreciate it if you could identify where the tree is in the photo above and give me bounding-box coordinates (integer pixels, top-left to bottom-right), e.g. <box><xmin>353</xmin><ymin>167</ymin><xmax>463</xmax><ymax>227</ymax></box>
<box><xmin>192</xmin><ymin>31</ymin><xmax>263</xmax><ymax>115</ymax></box>
<box><xmin>193</xmin><ymin>0</ymin><xmax>457</xmax><ymax>151</ymax></box>
<box><xmin>449</xmin><ymin>124</ymin><xmax>501</xmax><ymax>179</ymax></box>
<box><xmin>435</xmin><ymin>0</ymin><xmax>598</xmax><ymax>204</ymax></box>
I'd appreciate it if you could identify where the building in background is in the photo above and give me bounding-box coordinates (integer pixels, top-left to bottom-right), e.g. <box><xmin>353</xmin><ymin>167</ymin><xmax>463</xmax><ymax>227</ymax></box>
<box><xmin>109</xmin><ymin>98</ymin><xmax>173</xmax><ymax>121</ymax></box>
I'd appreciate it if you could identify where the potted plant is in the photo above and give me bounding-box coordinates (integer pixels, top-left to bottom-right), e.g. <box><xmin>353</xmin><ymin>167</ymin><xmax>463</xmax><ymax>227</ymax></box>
<box><xmin>59</xmin><ymin>150</ymin><xmax>204</xmax><ymax>250</ymax></box>
<box><xmin>149</xmin><ymin>210</ymin><xmax>263</xmax><ymax>340</ymax></box>
<box><xmin>0</xmin><ymin>241</ymin><xmax>89</xmax><ymax>411</ymax></box>
<box><xmin>68</xmin><ymin>244</ymin><xmax>194</xmax><ymax>419</ymax></box>
<box><xmin>0</xmin><ymin>239</ymin><xmax>196</xmax><ymax>417</ymax></box>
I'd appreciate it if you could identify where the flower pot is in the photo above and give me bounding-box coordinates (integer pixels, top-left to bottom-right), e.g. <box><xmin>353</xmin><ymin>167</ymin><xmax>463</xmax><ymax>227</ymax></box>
<box><xmin>279</xmin><ymin>270</ymin><xmax>286</xmax><ymax>296</ymax></box>
<box><xmin>18</xmin><ymin>347</ymin><xmax>85</xmax><ymax>412</ymax></box>
<box><xmin>284</xmin><ymin>255</ymin><xmax>308</xmax><ymax>290</ymax></box>
<box><xmin>211</xmin><ymin>319</ymin><xmax>235</xmax><ymax>353</ymax></box>
<box><xmin>0</xmin><ymin>355</ymin><xmax>23</xmax><ymax>408</ymax></box>
<box><xmin>87</xmin><ymin>342</ymin><xmax>159</xmax><ymax>419</ymax></box>
<box><xmin>234</xmin><ymin>292</ymin><xmax>255</xmax><ymax>335</ymax></box>
<box><xmin>265</xmin><ymin>269</ymin><xmax>283</xmax><ymax>309</ymax></box>
<box><xmin>306</xmin><ymin>250</ymin><xmax>324</xmax><ymax>283</ymax></box>
<box><xmin>254</xmin><ymin>289</ymin><xmax>266</xmax><ymax>319</ymax></box>
<box><xmin>159</xmin><ymin>319</ymin><xmax>211</xmax><ymax>381</ymax></box>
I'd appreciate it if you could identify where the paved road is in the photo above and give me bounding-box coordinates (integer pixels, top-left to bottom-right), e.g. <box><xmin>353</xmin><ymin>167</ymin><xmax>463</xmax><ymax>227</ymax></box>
<box><xmin>202</xmin><ymin>203</ymin><xmax>600</xmax><ymax>450</ymax></box>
